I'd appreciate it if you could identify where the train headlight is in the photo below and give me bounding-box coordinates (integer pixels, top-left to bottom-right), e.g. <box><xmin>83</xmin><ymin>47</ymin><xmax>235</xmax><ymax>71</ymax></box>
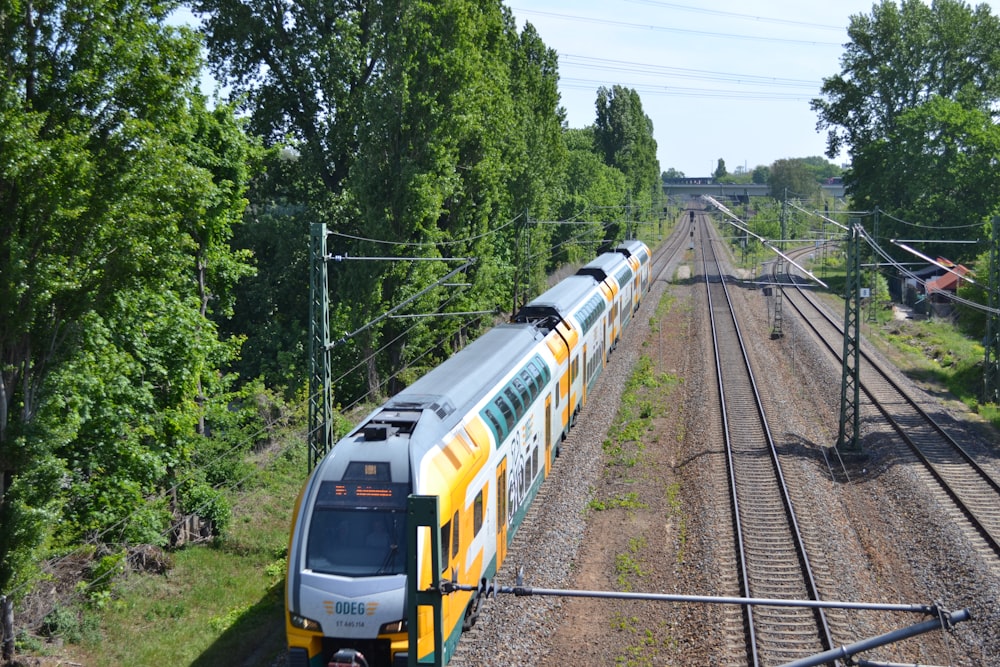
<box><xmin>379</xmin><ymin>619</ymin><xmax>407</xmax><ymax>634</ymax></box>
<box><xmin>290</xmin><ymin>612</ymin><xmax>322</xmax><ymax>632</ymax></box>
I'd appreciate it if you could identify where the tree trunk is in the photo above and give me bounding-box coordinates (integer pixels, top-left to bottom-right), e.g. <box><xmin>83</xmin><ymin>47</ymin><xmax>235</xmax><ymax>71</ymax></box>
<box><xmin>1</xmin><ymin>594</ymin><xmax>14</xmax><ymax>662</ymax></box>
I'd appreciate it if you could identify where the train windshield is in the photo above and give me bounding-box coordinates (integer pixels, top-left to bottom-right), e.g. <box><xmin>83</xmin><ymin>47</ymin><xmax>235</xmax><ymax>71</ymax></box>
<box><xmin>306</xmin><ymin>509</ymin><xmax>407</xmax><ymax>576</ymax></box>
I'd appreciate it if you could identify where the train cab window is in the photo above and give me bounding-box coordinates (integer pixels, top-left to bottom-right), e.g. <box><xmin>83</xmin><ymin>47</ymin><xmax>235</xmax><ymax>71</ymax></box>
<box><xmin>473</xmin><ymin>490</ymin><xmax>484</xmax><ymax>535</ymax></box>
<box><xmin>306</xmin><ymin>509</ymin><xmax>405</xmax><ymax>577</ymax></box>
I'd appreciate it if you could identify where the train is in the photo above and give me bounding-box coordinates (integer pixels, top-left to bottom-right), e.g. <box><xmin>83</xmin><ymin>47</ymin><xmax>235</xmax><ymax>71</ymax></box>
<box><xmin>285</xmin><ymin>239</ymin><xmax>652</xmax><ymax>667</ymax></box>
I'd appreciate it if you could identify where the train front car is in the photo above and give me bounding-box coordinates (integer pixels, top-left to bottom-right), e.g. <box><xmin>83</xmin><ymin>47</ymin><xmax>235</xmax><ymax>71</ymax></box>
<box><xmin>287</xmin><ymin>322</ymin><xmax>566</xmax><ymax>667</ymax></box>
<box><xmin>286</xmin><ymin>415</ymin><xmax>415</xmax><ymax>667</ymax></box>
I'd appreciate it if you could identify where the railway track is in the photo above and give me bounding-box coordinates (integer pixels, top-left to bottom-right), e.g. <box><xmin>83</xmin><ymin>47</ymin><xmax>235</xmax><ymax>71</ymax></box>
<box><xmin>770</xmin><ymin>250</ymin><xmax>1000</xmax><ymax>570</ymax></box>
<box><xmin>700</xmin><ymin>222</ymin><xmax>835</xmax><ymax>665</ymax></box>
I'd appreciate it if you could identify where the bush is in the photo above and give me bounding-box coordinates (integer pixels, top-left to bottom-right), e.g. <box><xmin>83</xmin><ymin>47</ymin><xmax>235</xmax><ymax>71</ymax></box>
<box><xmin>179</xmin><ymin>482</ymin><xmax>232</xmax><ymax>537</ymax></box>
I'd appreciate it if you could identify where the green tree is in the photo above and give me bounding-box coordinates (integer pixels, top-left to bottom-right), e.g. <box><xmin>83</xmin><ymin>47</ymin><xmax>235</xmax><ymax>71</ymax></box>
<box><xmin>768</xmin><ymin>158</ymin><xmax>821</xmax><ymax>202</ymax></box>
<box><xmin>751</xmin><ymin>165</ymin><xmax>771</xmax><ymax>184</ymax></box>
<box><xmin>1</xmin><ymin>2</ymin><xmax>254</xmax><ymax>654</ymax></box>
<box><xmin>199</xmin><ymin>0</ymin><xmax>570</xmax><ymax>401</ymax></box>
<box><xmin>593</xmin><ymin>85</ymin><xmax>660</xmax><ymax>242</ymax></box>
<box><xmin>713</xmin><ymin>158</ymin><xmax>727</xmax><ymax>181</ymax></box>
<box><xmin>555</xmin><ymin>128</ymin><xmax>626</xmax><ymax>266</ymax></box>
<box><xmin>811</xmin><ymin>0</ymin><xmax>1000</xmax><ymax>261</ymax></box>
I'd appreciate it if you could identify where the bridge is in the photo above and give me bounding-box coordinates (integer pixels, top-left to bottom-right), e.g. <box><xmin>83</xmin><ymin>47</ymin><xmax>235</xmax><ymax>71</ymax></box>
<box><xmin>662</xmin><ymin>179</ymin><xmax>846</xmax><ymax>200</ymax></box>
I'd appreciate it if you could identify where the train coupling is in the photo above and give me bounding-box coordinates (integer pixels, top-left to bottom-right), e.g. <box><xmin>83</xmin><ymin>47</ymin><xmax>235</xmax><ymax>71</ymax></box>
<box><xmin>328</xmin><ymin>648</ymin><xmax>369</xmax><ymax>667</ymax></box>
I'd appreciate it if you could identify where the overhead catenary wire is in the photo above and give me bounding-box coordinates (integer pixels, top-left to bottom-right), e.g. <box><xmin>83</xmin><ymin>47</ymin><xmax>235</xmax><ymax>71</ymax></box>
<box><xmin>745</xmin><ymin>199</ymin><xmax>995</xmax><ymax>310</ymax></box>
<box><xmin>327</xmin><ymin>213</ymin><xmax>522</xmax><ymax>247</ymax></box>
<box><xmin>702</xmin><ymin>195</ymin><xmax>828</xmax><ymax>288</ymax></box>
<box><xmin>877</xmin><ymin>207</ymin><xmax>988</xmax><ymax>231</ymax></box>
<box><xmin>618</xmin><ymin>0</ymin><xmax>846</xmax><ymax>31</ymax></box>
<box><xmin>510</xmin><ymin>8</ymin><xmax>843</xmax><ymax>47</ymax></box>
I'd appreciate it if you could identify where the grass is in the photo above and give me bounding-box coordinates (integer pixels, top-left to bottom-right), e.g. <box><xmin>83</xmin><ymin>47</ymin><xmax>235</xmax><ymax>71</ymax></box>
<box><xmin>614</xmin><ymin>537</ymin><xmax>647</xmax><ymax>591</ymax></box>
<box><xmin>587</xmin><ymin>491</ymin><xmax>648</xmax><ymax>513</ymax></box>
<box><xmin>55</xmin><ymin>443</ymin><xmax>307</xmax><ymax>667</ymax></box>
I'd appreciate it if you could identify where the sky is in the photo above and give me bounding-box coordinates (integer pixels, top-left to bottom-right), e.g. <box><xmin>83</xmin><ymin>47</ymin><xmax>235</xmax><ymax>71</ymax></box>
<box><xmin>503</xmin><ymin>1</ymin><xmax>994</xmax><ymax>178</ymax></box>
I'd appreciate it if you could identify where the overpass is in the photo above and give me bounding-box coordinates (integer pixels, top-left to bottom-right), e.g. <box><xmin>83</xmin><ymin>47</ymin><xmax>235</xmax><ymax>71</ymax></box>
<box><xmin>662</xmin><ymin>179</ymin><xmax>846</xmax><ymax>200</ymax></box>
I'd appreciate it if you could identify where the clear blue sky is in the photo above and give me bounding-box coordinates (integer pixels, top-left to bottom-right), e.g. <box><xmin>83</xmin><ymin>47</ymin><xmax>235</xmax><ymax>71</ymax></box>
<box><xmin>506</xmin><ymin>0</ymin><xmax>1000</xmax><ymax>177</ymax></box>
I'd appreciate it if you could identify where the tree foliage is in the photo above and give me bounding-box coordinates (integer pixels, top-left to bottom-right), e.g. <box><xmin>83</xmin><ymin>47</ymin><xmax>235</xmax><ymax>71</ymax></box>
<box><xmin>199</xmin><ymin>0</ymin><xmax>573</xmax><ymax>402</ymax></box>
<box><xmin>812</xmin><ymin>0</ymin><xmax>1000</xmax><ymax>261</ymax></box>
<box><xmin>593</xmin><ymin>85</ymin><xmax>661</xmax><ymax>242</ymax></box>
<box><xmin>768</xmin><ymin>158</ymin><xmax>821</xmax><ymax>202</ymax></box>
<box><xmin>712</xmin><ymin>158</ymin><xmax>727</xmax><ymax>181</ymax></box>
<box><xmin>0</xmin><ymin>0</ymin><xmax>255</xmax><ymax>639</ymax></box>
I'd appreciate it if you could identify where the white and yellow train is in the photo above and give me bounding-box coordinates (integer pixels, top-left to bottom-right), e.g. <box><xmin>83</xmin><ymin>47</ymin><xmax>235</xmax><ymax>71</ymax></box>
<box><xmin>286</xmin><ymin>240</ymin><xmax>651</xmax><ymax>667</ymax></box>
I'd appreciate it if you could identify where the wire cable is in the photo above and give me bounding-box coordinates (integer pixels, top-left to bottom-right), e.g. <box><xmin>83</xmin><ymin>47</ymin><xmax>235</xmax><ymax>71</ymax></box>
<box><xmin>510</xmin><ymin>8</ymin><xmax>843</xmax><ymax>47</ymax></box>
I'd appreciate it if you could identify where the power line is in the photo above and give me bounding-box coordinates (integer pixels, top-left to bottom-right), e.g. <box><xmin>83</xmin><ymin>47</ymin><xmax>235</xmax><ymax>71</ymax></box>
<box><xmin>619</xmin><ymin>0</ymin><xmax>846</xmax><ymax>31</ymax></box>
<box><xmin>560</xmin><ymin>54</ymin><xmax>822</xmax><ymax>89</ymax></box>
<box><xmin>511</xmin><ymin>7</ymin><xmax>843</xmax><ymax>47</ymax></box>
<box><xmin>328</xmin><ymin>213</ymin><xmax>522</xmax><ymax>247</ymax></box>
<box><xmin>560</xmin><ymin>78</ymin><xmax>815</xmax><ymax>101</ymax></box>
<box><xmin>876</xmin><ymin>207</ymin><xmax>987</xmax><ymax>231</ymax></box>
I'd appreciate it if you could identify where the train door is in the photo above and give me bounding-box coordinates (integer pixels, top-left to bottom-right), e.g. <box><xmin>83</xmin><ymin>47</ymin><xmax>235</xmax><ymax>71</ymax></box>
<box><xmin>604</xmin><ymin>318</ymin><xmax>609</xmax><ymax>362</ymax></box>
<box><xmin>544</xmin><ymin>396</ymin><xmax>553</xmax><ymax>473</ymax></box>
<box><xmin>495</xmin><ymin>459</ymin><xmax>508</xmax><ymax>567</ymax></box>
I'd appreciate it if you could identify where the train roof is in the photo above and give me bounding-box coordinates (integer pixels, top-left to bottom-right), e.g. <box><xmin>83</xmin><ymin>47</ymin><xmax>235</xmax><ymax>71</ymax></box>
<box><xmin>387</xmin><ymin>323</ymin><xmax>543</xmax><ymax>420</ymax></box>
<box><xmin>313</xmin><ymin>324</ymin><xmax>545</xmax><ymax>485</ymax></box>
<box><xmin>576</xmin><ymin>253</ymin><xmax>629</xmax><ymax>283</ymax></box>
<box><xmin>514</xmin><ymin>274</ymin><xmax>597</xmax><ymax>323</ymax></box>
<box><xmin>615</xmin><ymin>239</ymin><xmax>650</xmax><ymax>261</ymax></box>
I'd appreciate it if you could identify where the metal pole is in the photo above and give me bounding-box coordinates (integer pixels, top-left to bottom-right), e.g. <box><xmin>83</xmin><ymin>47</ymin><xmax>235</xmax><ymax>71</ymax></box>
<box><xmin>408</xmin><ymin>495</ymin><xmax>445</xmax><ymax>667</ymax></box>
<box><xmin>308</xmin><ymin>223</ymin><xmax>333</xmax><ymax>471</ymax></box>
<box><xmin>779</xmin><ymin>608</ymin><xmax>971</xmax><ymax>667</ymax></box>
<box><xmin>443</xmin><ymin>579</ymin><xmax>936</xmax><ymax>614</ymax></box>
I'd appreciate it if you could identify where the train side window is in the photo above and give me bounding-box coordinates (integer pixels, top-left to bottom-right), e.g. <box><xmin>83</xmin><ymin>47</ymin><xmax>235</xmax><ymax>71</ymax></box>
<box><xmin>512</xmin><ymin>377</ymin><xmax>531</xmax><ymax>408</ymax></box>
<box><xmin>526</xmin><ymin>363</ymin><xmax>543</xmax><ymax>395</ymax></box>
<box><xmin>473</xmin><ymin>490</ymin><xmax>483</xmax><ymax>535</ymax></box>
<box><xmin>483</xmin><ymin>408</ymin><xmax>505</xmax><ymax>443</ymax></box>
<box><xmin>451</xmin><ymin>511</ymin><xmax>460</xmax><ymax>560</ymax></box>
<box><xmin>504</xmin><ymin>386</ymin><xmax>523</xmax><ymax>415</ymax></box>
<box><xmin>440</xmin><ymin>520</ymin><xmax>451</xmax><ymax>572</ymax></box>
<box><xmin>495</xmin><ymin>397</ymin><xmax>515</xmax><ymax>431</ymax></box>
<box><xmin>519</xmin><ymin>370</ymin><xmax>537</xmax><ymax>398</ymax></box>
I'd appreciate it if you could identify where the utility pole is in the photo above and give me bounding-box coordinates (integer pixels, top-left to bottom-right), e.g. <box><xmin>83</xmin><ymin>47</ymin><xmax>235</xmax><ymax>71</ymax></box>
<box><xmin>985</xmin><ymin>216</ymin><xmax>1000</xmax><ymax>405</ymax></box>
<box><xmin>837</xmin><ymin>219</ymin><xmax>863</xmax><ymax>452</ymax></box>
<box><xmin>771</xmin><ymin>196</ymin><xmax>786</xmax><ymax>339</ymax></box>
<box><xmin>867</xmin><ymin>209</ymin><xmax>880</xmax><ymax>323</ymax></box>
<box><xmin>309</xmin><ymin>223</ymin><xmax>334</xmax><ymax>471</ymax></box>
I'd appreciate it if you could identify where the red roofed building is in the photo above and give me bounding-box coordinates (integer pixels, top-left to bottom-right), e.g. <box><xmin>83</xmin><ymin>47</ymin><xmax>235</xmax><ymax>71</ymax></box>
<box><xmin>925</xmin><ymin>262</ymin><xmax>970</xmax><ymax>302</ymax></box>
